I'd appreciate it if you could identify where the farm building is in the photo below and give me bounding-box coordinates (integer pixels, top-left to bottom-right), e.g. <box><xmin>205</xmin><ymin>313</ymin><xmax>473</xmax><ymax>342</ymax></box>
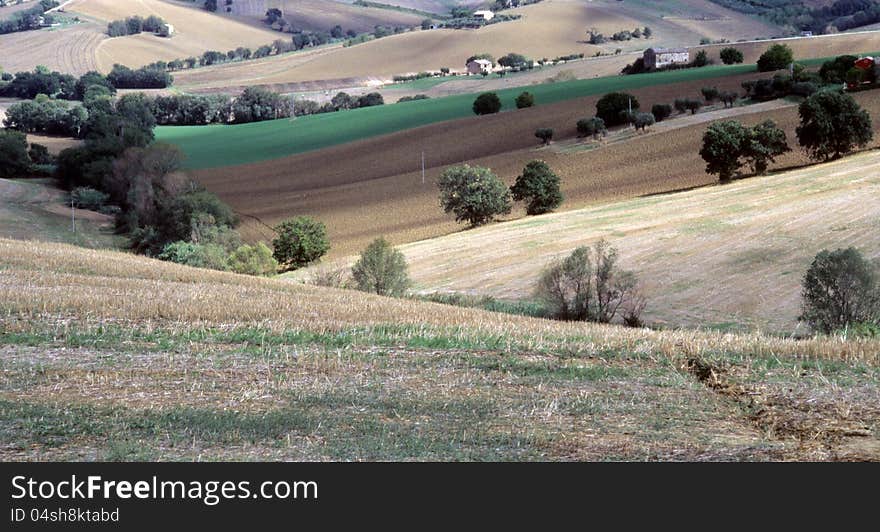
<box><xmin>467</xmin><ymin>58</ymin><xmax>493</xmax><ymax>74</ymax></box>
<box><xmin>643</xmin><ymin>47</ymin><xmax>690</xmax><ymax>69</ymax></box>
<box><xmin>473</xmin><ymin>10</ymin><xmax>495</xmax><ymax>21</ymax></box>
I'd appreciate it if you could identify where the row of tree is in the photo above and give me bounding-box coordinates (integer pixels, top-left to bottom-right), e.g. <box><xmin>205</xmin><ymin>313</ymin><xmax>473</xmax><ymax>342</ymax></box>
<box><xmin>0</xmin><ymin>67</ymin><xmax>166</xmax><ymax>98</ymax></box>
<box><xmin>106</xmin><ymin>14</ymin><xmax>169</xmax><ymax>37</ymax></box>
<box><xmin>0</xmin><ymin>0</ymin><xmax>57</xmax><ymax>35</ymax></box>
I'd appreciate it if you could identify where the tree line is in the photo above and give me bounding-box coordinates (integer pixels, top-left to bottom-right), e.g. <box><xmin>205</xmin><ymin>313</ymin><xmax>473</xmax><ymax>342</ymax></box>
<box><xmin>106</xmin><ymin>14</ymin><xmax>171</xmax><ymax>38</ymax></box>
<box><xmin>0</xmin><ymin>0</ymin><xmax>58</xmax><ymax>35</ymax></box>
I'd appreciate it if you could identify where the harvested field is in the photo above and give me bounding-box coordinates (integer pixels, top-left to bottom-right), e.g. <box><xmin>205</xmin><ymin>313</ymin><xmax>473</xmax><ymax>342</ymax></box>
<box><xmin>0</xmin><ymin>0</ymin><xmax>41</xmax><ymax>18</ymax></box>
<box><xmin>223</xmin><ymin>0</ymin><xmax>425</xmax><ymax>33</ymax></box>
<box><xmin>190</xmin><ymin>75</ymin><xmax>880</xmax><ymax>258</ymax></box>
<box><xmin>0</xmin><ymin>23</ymin><xmax>103</xmax><ymax>75</ymax></box>
<box><xmin>0</xmin><ymin>238</ymin><xmax>877</xmax><ymax>461</ymax></box>
<box><xmin>65</xmin><ymin>0</ymin><xmax>280</xmax><ymax>71</ymax></box>
<box><xmin>385</xmin><ymin>150</ymin><xmax>880</xmax><ymax>333</ymax></box>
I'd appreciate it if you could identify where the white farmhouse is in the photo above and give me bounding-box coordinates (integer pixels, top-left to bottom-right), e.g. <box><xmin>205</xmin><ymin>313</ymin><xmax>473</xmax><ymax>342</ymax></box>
<box><xmin>473</xmin><ymin>10</ymin><xmax>495</xmax><ymax>21</ymax></box>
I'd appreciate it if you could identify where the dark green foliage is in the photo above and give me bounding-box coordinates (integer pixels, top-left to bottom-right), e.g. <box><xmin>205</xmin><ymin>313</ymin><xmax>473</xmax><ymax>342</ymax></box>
<box><xmin>633</xmin><ymin>112</ymin><xmax>655</xmax><ymax>131</ymax></box>
<box><xmin>701</xmin><ymin>86</ymin><xmax>720</xmax><ymax>102</ymax></box>
<box><xmin>651</xmin><ymin>103</ymin><xmax>672</xmax><ymax>121</ymax></box>
<box><xmin>205</xmin><ymin>0</ymin><xmax>218</xmax><ymax>11</ymax></box>
<box><xmin>106</xmin><ymin>64</ymin><xmax>172</xmax><ymax>89</ymax></box>
<box><xmin>576</xmin><ymin>116</ymin><xmax>606</xmax><ymax>138</ymax></box>
<box><xmin>801</xmin><ymin>248</ymin><xmax>878</xmax><ymax>334</ymax></box>
<box><xmin>351</xmin><ymin>237</ymin><xmax>411</xmax><ymax>296</ymax></box>
<box><xmin>693</xmin><ymin>50</ymin><xmax>710</xmax><ymax>67</ymax></box>
<box><xmin>272</xmin><ymin>216</ymin><xmax>330</xmax><ymax>271</ymax></box>
<box><xmin>515</xmin><ymin>91</ymin><xmax>535</xmax><ymax>109</ymax></box>
<box><xmin>357</xmin><ymin>92</ymin><xmax>385</xmax><ymax>108</ymax></box>
<box><xmin>28</xmin><ymin>143</ymin><xmax>52</xmax><ymax>165</ymax></box>
<box><xmin>819</xmin><ymin>55</ymin><xmax>859</xmax><ymax>84</ymax></box>
<box><xmin>796</xmin><ymin>91</ymin><xmax>873</xmax><ymax>161</ymax></box>
<box><xmin>498</xmin><ymin>53</ymin><xmax>528</xmax><ymax>68</ymax></box>
<box><xmin>757</xmin><ymin>44</ymin><xmax>794</xmax><ymax>72</ymax></box>
<box><xmin>0</xmin><ymin>130</ymin><xmax>31</xmax><ymax>178</ymax></box>
<box><xmin>232</xmin><ymin>87</ymin><xmax>286</xmax><ymax>123</ymax></box>
<box><xmin>720</xmin><ymin>47</ymin><xmax>744</xmax><ymax>65</ymax></box>
<box><xmin>534</xmin><ymin>127</ymin><xmax>554</xmax><ymax>144</ymax></box>
<box><xmin>0</xmin><ymin>68</ymin><xmax>77</xmax><ymax>100</ymax></box>
<box><xmin>720</xmin><ymin>91</ymin><xmax>738</xmax><ymax>108</ymax></box>
<box><xmin>3</xmin><ymin>98</ymin><xmax>87</xmax><ymax>137</ymax></box>
<box><xmin>228</xmin><ymin>243</ymin><xmax>278</xmax><ymax>276</ymax></box>
<box><xmin>472</xmin><ymin>92</ymin><xmax>502</xmax><ymax>115</ymax></box>
<box><xmin>437</xmin><ymin>164</ymin><xmax>512</xmax><ymax>226</ymax></box>
<box><xmin>700</xmin><ymin>119</ymin><xmax>789</xmax><ymax>182</ymax></box>
<box><xmin>159</xmin><ymin>241</ymin><xmax>230</xmax><ymax>271</ymax></box>
<box><xmin>675</xmin><ymin>97</ymin><xmax>703</xmax><ymax>114</ymax></box>
<box><xmin>596</xmin><ymin>92</ymin><xmax>639</xmax><ymax>126</ymax></box>
<box><xmin>71</xmin><ymin>187</ymin><xmax>109</xmax><ymax>211</ymax></box>
<box><xmin>74</xmin><ymin>71</ymin><xmax>116</xmax><ymax>100</ymax></box>
<box><xmin>510</xmin><ymin>160</ymin><xmax>563</xmax><ymax>215</ymax></box>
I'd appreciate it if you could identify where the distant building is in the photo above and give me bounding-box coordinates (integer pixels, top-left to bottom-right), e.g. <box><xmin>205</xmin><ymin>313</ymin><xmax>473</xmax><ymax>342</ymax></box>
<box><xmin>467</xmin><ymin>58</ymin><xmax>493</xmax><ymax>74</ymax></box>
<box><xmin>800</xmin><ymin>31</ymin><xmax>813</xmax><ymax>37</ymax></box>
<box><xmin>643</xmin><ymin>47</ymin><xmax>690</xmax><ymax>69</ymax></box>
<box><xmin>473</xmin><ymin>10</ymin><xmax>495</xmax><ymax>21</ymax></box>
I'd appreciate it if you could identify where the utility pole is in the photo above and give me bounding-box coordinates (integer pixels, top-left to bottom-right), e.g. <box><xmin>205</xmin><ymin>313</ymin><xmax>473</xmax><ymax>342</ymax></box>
<box><xmin>421</xmin><ymin>151</ymin><xmax>426</xmax><ymax>184</ymax></box>
<box><xmin>70</xmin><ymin>195</ymin><xmax>76</xmax><ymax>234</ymax></box>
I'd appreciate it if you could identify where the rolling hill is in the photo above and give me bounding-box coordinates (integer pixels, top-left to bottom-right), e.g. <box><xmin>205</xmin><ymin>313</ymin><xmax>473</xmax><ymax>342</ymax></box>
<box><xmin>222</xmin><ymin>0</ymin><xmax>427</xmax><ymax>33</ymax></box>
<box><xmin>1</xmin><ymin>237</ymin><xmax>877</xmax><ymax>460</ymax></box>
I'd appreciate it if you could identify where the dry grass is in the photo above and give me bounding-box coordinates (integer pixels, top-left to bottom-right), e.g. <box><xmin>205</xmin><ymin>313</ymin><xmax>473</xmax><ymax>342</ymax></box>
<box><xmin>224</xmin><ymin>0</ymin><xmax>425</xmax><ymax>33</ymax></box>
<box><xmin>0</xmin><ymin>237</ymin><xmax>877</xmax><ymax>461</ymax></box>
<box><xmin>0</xmin><ymin>23</ymin><xmax>103</xmax><ymax>75</ymax></box>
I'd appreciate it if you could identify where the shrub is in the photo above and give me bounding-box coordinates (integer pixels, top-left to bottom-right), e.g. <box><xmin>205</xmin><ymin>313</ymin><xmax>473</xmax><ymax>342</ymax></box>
<box><xmin>272</xmin><ymin>216</ymin><xmax>330</xmax><ymax>271</ymax></box>
<box><xmin>351</xmin><ymin>237</ymin><xmax>411</xmax><ymax>296</ymax></box>
<box><xmin>676</xmin><ymin>98</ymin><xmax>703</xmax><ymax>114</ymax></box>
<box><xmin>28</xmin><ymin>143</ymin><xmax>52</xmax><ymax>164</ymax></box>
<box><xmin>757</xmin><ymin>44</ymin><xmax>793</xmax><ymax>72</ymax></box>
<box><xmin>789</xmin><ymin>82</ymin><xmax>818</xmax><ymax>98</ymax></box>
<box><xmin>633</xmin><ymin>112</ymin><xmax>655</xmax><ymax>131</ymax></box>
<box><xmin>800</xmin><ymin>248</ymin><xmax>878</xmax><ymax>334</ymax></box>
<box><xmin>515</xmin><ymin>91</ymin><xmax>535</xmax><ymax>109</ymax></box>
<box><xmin>472</xmin><ymin>92</ymin><xmax>502</xmax><ymax>115</ymax></box>
<box><xmin>692</xmin><ymin>50</ymin><xmax>710</xmax><ymax>67</ymax></box>
<box><xmin>701</xmin><ymin>87</ymin><xmax>720</xmax><ymax>102</ymax></box>
<box><xmin>576</xmin><ymin>116</ymin><xmax>606</xmax><ymax>139</ymax></box>
<box><xmin>72</xmin><ymin>187</ymin><xmax>109</xmax><ymax>211</ymax></box>
<box><xmin>651</xmin><ymin>103</ymin><xmax>672</xmax><ymax>121</ymax></box>
<box><xmin>720</xmin><ymin>47</ymin><xmax>744</xmax><ymax>65</ymax></box>
<box><xmin>534</xmin><ymin>127</ymin><xmax>554</xmax><ymax>144</ymax></box>
<box><xmin>719</xmin><ymin>91</ymin><xmax>738</xmax><ymax>108</ymax></box>
<box><xmin>596</xmin><ymin>92</ymin><xmax>639</xmax><ymax>127</ymax></box>
<box><xmin>308</xmin><ymin>266</ymin><xmax>350</xmax><ymax>288</ymax></box>
<box><xmin>437</xmin><ymin>164</ymin><xmax>511</xmax><ymax>226</ymax></box>
<box><xmin>158</xmin><ymin>241</ymin><xmax>230</xmax><ymax>271</ymax></box>
<box><xmin>228</xmin><ymin>242</ymin><xmax>278</xmax><ymax>276</ymax></box>
<box><xmin>510</xmin><ymin>160</ymin><xmax>563</xmax><ymax>215</ymax></box>
<box><xmin>796</xmin><ymin>91</ymin><xmax>873</xmax><ymax>161</ymax></box>
<box><xmin>0</xmin><ymin>129</ymin><xmax>30</xmax><ymax>179</ymax></box>
<box><xmin>535</xmin><ymin>240</ymin><xmax>641</xmax><ymax>323</ymax></box>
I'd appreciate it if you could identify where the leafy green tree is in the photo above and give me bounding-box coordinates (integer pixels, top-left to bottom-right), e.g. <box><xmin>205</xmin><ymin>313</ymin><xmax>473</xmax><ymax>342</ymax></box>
<box><xmin>576</xmin><ymin>116</ymin><xmax>606</xmax><ymax>139</ymax></box>
<box><xmin>801</xmin><ymin>248</ymin><xmax>878</xmax><ymax>334</ymax></box>
<box><xmin>473</xmin><ymin>92</ymin><xmax>502</xmax><ymax>115</ymax></box>
<box><xmin>0</xmin><ymin>130</ymin><xmax>31</xmax><ymax>178</ymax></box>
<box><xmin>498</xmin><ymin>53</ymin><xmax>528</xmax><ymax>68</ymax></box>
<box><xmin>745</xmin><ymin>119</ymin><xmax>790</xmax><ymax>174</ymax></box>
<box><xmin>633</xmin><ymin>112</ymin><xmax>655</xmax><ymax>131</ymax></box>
<box><xmin>515</xmin><ymin>91</ymin><xmax>535</xmax><ymax>109</ymax></box>
<box><xmin>757</xmin><ymin>44</ymin><xmax>794</xmax><ymax>72</ymax></box>
<box><xmin>159</xmin><ymin>241</ymin><xmax>230</xmax><ymax>271</ymax></box>
<box><xmin>204</xmin><ymin>0</ymin><xmax>218</xmax><ymax>12</ymax></box>
<box><xmin>700</xmin><ymin>120</ymin><xmax>750</xmax><ymax>182</ymax></box>
<box><xmin>534</xmin><ymin>127</ymin><xmax>553</xmax><ymax>144</ymax></box>
<box><xmin>651</xmin><ymin>103</ymin><xmax>672</xmax><ymax>121</ymax></box>
<box><xmin>437</xmin><ymin>164</ymin><xmax>511</xmax><ymax>226</ymax></box>
<box><xmin>596</xmin><ymin>92</ymin><xmax>639</xmax><ymax>126</ymax></box>
<box><xmin>272</xmin><ymin>216</ymin><xmax>330</xmax><ymax>271</ymax></box>
<box><xmin>228</xmin><ymin>242</ymin><xmax>278</xmax><ymax>276</ymax></box>
<box><xmin>796</xmin><ymin>91</ymin><xmax>873</xmax><ymax>161</ymax></box>
<box><xmin>351</xmin><ymin>237</ymin><xmax>411</xmax><ymax>296</ymax></box>
<box><xmin>510</xmin><ymin>160</ymin><xmax>563</xmax><ymax>215</ymax></box>
<box><xmin>693</xmin><ymin>50</ymin><xmax>710</xmax><ymax>67</ymax></box>
<box><xmin>720</xmin><ymin>47</ymin><xmax>744</xmax><ymax>65</ymax></box>
<box><xmin>701</xmin><ymin>87</ymin><xmax>720</xmax><ymax>102</ymax></box>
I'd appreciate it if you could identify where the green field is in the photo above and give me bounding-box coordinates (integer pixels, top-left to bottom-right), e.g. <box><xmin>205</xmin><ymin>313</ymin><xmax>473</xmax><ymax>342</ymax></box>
<box><xmin>157</xmin><ymin>63</ymin><xmax>760</xmax><ymax>169</ymax></box>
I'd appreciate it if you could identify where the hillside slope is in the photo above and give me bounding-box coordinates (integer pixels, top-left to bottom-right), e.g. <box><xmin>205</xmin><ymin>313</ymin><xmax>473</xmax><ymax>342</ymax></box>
<box><xmin>0</xmin><ymin>237</ymin><xmax>877</xmax><ymax>460</ymax></box>
<box><xmin>385</xmin><ymin>150</ymin><xmax>880</xmax><ymax>332</ymax></box>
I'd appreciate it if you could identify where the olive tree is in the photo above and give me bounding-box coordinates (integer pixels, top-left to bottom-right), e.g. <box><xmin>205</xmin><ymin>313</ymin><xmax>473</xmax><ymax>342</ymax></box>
<box><xmin>437</xmin><ymin>164</ymin><xmax>512</xmax><ymax>226</ymax></box>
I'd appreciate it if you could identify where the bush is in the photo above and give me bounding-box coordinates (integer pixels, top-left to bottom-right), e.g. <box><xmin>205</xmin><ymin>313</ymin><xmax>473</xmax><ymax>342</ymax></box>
<box><xmin>272</xmin><ymin>216</ymin><xmax>330</xmax><ymax>271</ymax></box>
<box><xmin>701</xmin><ymin>87</ymin><xmax>720</xmax><ymax>102</ymax></box>
<box><xmin>228</xmin><ymin>242</ymin><xmax>278</xmax><ymax>276</ymax></box>
<box><xmin>757</xmin><ymin>44</ymin><xmax>793</xmax><ymax>72</ymax></box>
<box><xmin>596</xmin><ymin>92</ymin><xmax>639</xmax><ymax>127</ymax></box>
<box><xmin>437</xmin><ymin>164</ymin><xmax>511</xmax><ymax>226</ymax></box>
<box><xmin>719</xmin><ymin>91</ymin><xmax>738</xmax><ymax>108</ymax></box>
<box><xmin>576</xmin><ymin>116</ymin><xmax>606</xmax><ymax>139</ymax></box>
<box><xmin>675</xmin><ymin>98</ymin><xmax>703</xmax><ymax>114</ymax></box>
<box><xmin>72</xmin><ymin>187</ymin><xmax>109</xmax><ymax>211</ymax></box>
<box><xmin>28</xmin><ymin>143</ymin><xmax>52</xmax><ymax>164</ymax></box>
<box><xmin>159</xmin><ymin>241</ymin><xmax>230</xmax><ymax>271</ymax></box>
<box><xmin>472</xmin><ymin>92</ymin><xmax>502</xmax><ymax>115</ymax></box>
<box><xmin>692</xmin><ymin>50</ymin><xmax>710</xmax><ymax>67</ymax></box>
<box><xmin>651</xmin><ymin>103</ymin><xmax>672</xmax><ymax>121</ymax></box>
<box><xmin>720</xmin><ymin>47</ymin><xmax>744</xmax><ymax>65</ymax></box>
<box><xmin>510</xmin><ymin>160</ymin><xmax>563</xmax><ymax>215</ymax></box>
<box><xmin>535</xmin><ymin>240</ymin><xmax>641</xmax><ymax>323</ymax></box>
<box><xmin>0</xmin><ymin>129</ymin><xmax>30</xmax><ymax>179</ymax></box>
<box><xmin>796</xmin><ymin>91</ymin><xmax>873</xmax><ymax>161</ymax></box>
<box><xmin>633</xmin><ymin>112</ymin><xmax>655</xmax><ymax>131</ymax></box>
<box><xmin>351</xmin><ymin>237</ymin><xmax>411</xmax><ymax>296</ymax></box>
<box><xmin>515</xmin><ymin>91</ymin><xmax>534</xmax><ymax>109</ymax></box>
<box><xmin>801</xmin><ymin>248</ymin><xmax>878</xmax><ymax>334</ymax></box>
<box><xmin>534</xmin><ymin>127</ymin><xmax>553</xmax><ymax>144</ymax></box>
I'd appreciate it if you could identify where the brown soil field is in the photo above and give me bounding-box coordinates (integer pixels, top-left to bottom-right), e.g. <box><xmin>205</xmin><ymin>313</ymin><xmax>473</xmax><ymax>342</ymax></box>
<box><xmin>66</xmin><ymin>0</ymin><xmax>280</xmax><ymax>70</ymax></box>
<box><xmin>0</xmin><ymin>23</ymin><xmax>102</xmax><ymax>75</ymax></box>
<box><xmin>193</xmin><ymin>71</ymin><xmax>875</xmax><ymax>257</ymax></box>
<box><xmin>222</xmin><ymin>0</ymin><xmax>425</xmax><ymax>33</ymax></box>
